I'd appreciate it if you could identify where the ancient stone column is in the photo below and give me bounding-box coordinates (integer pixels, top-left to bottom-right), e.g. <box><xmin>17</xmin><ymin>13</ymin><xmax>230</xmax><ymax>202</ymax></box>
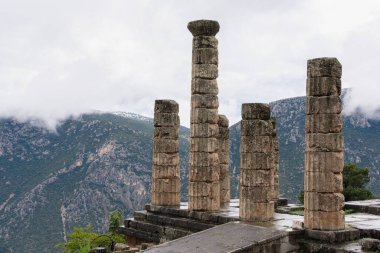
<box><xmin>270</xmin><ymin>117</ymin><xmax>279</xmax><ymax>204</ymax></box>
<box><xmin>152</xmin><ymin>100</ymin><xmax>180</xmax><ymax>206</ymax></box>
<box><xmin>188</xmin><ymin>20</ymin><xmax>220</xmax><ymax>211</ymax></box>
<box><xmin>304</xmin><ymin>57</ymin><xmax>345</xmax><ymax>230</ymax></box>
<box><xmin>240</xmin><ymin>103</ymin><xmax>275</xmax><ymax>221</ymax></box>
<box><xmin>218</xmin><ymin>115</ymin><xmax>230</xmax><ymax>206</ymax></box>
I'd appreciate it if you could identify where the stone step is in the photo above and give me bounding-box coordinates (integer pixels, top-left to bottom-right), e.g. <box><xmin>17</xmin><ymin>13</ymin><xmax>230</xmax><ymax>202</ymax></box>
<box><xmin>118</xmin><ymin>226</ymin><xmax>160</xmax><ymax>244</ymax></box>
<box><xmin>144</xmin><ymin>212</ymin><xmax>215</xmax><ymax>232</ymax></box>
<box><xmin>121</xmin><ymin>218</ymin><xmax>192</xmax><ymax>243</ymax></box>
<box><xmin>144</xmin><ymin>204</ymin><xmax>239</xmax><ymax>224</ymax></box>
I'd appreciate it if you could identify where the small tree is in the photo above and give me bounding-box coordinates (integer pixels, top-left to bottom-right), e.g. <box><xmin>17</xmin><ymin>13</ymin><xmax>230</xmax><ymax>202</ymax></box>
<box><xmin>108</xmin><ymin>210</ymin><xmax>123</xmax><ymax>234</ymax></box>
<box><xmin>57</xmin><ymin>210</ymin><xmax>126</xmax><ymax>252</ymax></box>
<box><xmin>343</xmin><ymin>163</ymin><xmax>374</xmax><ymax>201</ymax></box>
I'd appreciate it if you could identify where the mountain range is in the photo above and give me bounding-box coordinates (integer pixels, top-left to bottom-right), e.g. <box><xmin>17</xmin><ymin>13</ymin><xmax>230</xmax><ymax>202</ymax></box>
<box><xmin>1</xmin><ymin>94</ymin><xmax>379</xmax><ymax>252</ymax></box>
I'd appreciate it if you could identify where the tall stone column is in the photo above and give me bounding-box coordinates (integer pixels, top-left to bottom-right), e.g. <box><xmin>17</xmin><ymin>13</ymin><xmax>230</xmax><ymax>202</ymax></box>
<box><xmin>188</xmin><ymin>20</ymin><xmax>220</xmax><ymax>211</ymax></box>
<box><xmin>240</xmin><ymin>103</ymin><xmax>275</xmax><ymax>221</ymax></box>
<box><xmin>218</xmin><ymin>115</ymin><xmax>230</xmax><ymax>206</ymax></box>
<box><xmin>152</xmin><ymin>100</ymin><xmax>180</xmax><ymax>206</ymax></box>
<box><xmin>304</xmin><ymin>57</ymin><xmax>345</xmax><ymax>230</ymax></box>
<box><xmin>270</xmin><ymin>117</ymin><xmax>279</xmax><ymax>204</ymax></box>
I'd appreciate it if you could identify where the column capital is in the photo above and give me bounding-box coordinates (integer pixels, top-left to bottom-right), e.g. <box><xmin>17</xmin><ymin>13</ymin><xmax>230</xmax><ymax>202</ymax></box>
<box><xmin>187</xmin><ymin>20</ymin><xmax>220</xmax><ymax>36</ymax></box>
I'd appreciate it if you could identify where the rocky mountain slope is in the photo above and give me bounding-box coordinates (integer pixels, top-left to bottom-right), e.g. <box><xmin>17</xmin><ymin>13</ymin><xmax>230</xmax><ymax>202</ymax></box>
<box><xmin>1</xmin><ymin>94</ymin><xmax>380</xmax><ymax>252</ymax></box>
<box><xmin>0</xmin><ymin>113</ymin><xmax>189</xmax><ymax>253</ymax></box>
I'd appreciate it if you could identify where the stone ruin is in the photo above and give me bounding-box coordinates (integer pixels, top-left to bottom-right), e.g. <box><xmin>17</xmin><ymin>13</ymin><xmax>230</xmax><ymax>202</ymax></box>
<box><xmin>149</xmin><ymin>18</ymin><xmax>346</xmax><ymax>230</ymax></box>
<box><xmin>304</xmin><ymin>58</ymin><xmax>345</xmax><ymax>230</ymax></box>
<box><xmin>116</xmin><ymin>19</ymin><xmax>380</xmax><ymax>253</ymax></box>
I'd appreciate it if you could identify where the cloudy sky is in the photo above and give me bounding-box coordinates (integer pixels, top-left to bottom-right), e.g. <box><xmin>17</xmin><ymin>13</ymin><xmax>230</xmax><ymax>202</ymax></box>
<box><xmin>1</xmin><ymin>0</ymin><xmax>380</xmax><ymax>128</ymax></box>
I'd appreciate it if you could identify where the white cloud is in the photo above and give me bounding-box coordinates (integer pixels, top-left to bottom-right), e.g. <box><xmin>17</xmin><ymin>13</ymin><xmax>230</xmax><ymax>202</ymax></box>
<box><xmin>1</xmin><ymin>0</ymin><xmax>380</xmax><ymax>129</ymax></box>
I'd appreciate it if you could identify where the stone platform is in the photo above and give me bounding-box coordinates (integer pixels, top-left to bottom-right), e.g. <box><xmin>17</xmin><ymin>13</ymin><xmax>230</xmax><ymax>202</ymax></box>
<box><xmin>118</xmin><ymin>199</ymin><xmax>380</xmax><ymax>252</ymax></box>
<box><xmin>144</xmin><ymin>222</ymin><xmax>298</xmax><ymax>253</ymax></box>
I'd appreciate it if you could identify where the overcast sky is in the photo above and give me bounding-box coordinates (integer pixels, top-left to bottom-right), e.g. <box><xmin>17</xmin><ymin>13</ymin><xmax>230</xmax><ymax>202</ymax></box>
<box><xmin>1</xmin><ymin>0</ymin><xmax>380</xmax><ymax>129</ymax></box>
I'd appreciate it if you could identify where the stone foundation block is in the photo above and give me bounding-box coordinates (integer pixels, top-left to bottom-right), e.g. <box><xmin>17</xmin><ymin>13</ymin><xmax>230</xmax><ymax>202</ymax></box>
<box><xmin>153</xmin><ymin>153</ymin><xmax>179</xmax><ymax>166</ymax></box>
<box><xmin>192</xmin><ymin>48</ymin><xmax>218</xmax><ymax>64</ymax></box>
<box><xmin>191</xmin><ymin>78</ymin><xmax>218</xmax><ymax>95</ymax></box>
<box><xmin>304</xmin><ymin>210</ymin><xmax>345</xmax><ymax>230</ymax></box>
<box><xmin>241</xmin><ymin>103</ymin><xmax>270</xmax><ymax>120</ymax></box>
<box><xmin>152</xmin><ymin>165</ymin><xmax>180</xmax><ymax>179</ymax></box>
<box><xmin>304</xmin><ymin>192</ymin><xmax>344</xmax><ymax>211</ymax></box>
<box><xmin>191</xmin><ymin>94</ymin><xmax>219</xmax><ymax>108</ymax></box>
<box><xmin>154</xmin><ymin>113</ymin><xmax>180</xmax><ymax>127</ymax></box>
<box><xmin>306</xmin><ymin>114</ymin><xmax>343</xmax><ymax>133</ymax></box>
<box><xmin>306</xmin><ymin>96</ymin><xmax>342</xmax><ymax>114</ymax></box>
<box><xmin>305</xmin><ymin>151</ymin><xmax>343</xmax><ymax>173</ymax></box>
<box><xmin>306</xmin><ymin>133</ymin><xmax>344</xmax><ymax>152</ymax></box>
<box><xmin>192</xmin><ymin>64</ymin><xmax>218</xmax><ymax>79</ymax></box>
<box><xmin>307</xmin><ymin>57</ymin><xmax>342</xmax><ymax>78</ymax></box>
<box><xmin>191</xmin><ymin>108</ymin><xmax>219</xmax><ymax>124</ymax></box>
<box><xmin>189</xmin><ymin>166</ymin><xmax>219</xmax><ymax>182</ymax></box>
<box><xmin>306</xmin><ymin>77</ymin><xmax>341</xmax><ymax>97</ymax></box>
<box><xmin>304</xmin><ymin>171</ymin><xmax>343</xmax><ymax>193</ymax></box>
<box><xmin>190</xmin><ymin>137</ymin><xmax>218</xmax><ymax>152</ymax></box>
<box><xmin>189</xmin><ymin>152</ymin><xmax>219</xmax><ymax>166</ymax></box>
<box><xmin>240</xmin><ymin>169</ymin><xmax>272</xmax><ymax>187</ymax></box>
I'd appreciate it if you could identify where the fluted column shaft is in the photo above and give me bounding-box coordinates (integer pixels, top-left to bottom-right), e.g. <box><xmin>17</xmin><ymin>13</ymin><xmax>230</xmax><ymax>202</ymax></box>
<box><xmin>304</xmin><ymin>57</ymin><xmax>345</xmax><ymax>230</ymax></box>
<box><xmin>188</xmin><ymin>20</ymin><xmax>220</xmax><ymax>211</ymax></box>
<box><xmin>218</xmin><ymin>115</ymin><xmax>230</xmax><ymax>205</ymax></box>
<box><xmin>239</xmin><ymin>103</ymin><xmax>275</xmax><ymax>221</ymax></box>
<box><xmin>152</xmin><ymin>100</ymin><xmax>180</xmax><ymax>206</ymax></box>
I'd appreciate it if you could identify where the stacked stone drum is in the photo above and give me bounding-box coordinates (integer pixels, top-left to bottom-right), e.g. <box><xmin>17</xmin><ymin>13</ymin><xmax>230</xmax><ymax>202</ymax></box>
<box><xmin>152</xmin><ymin>100</ymin><xmax>180</xmax><ymax>206</ymax></box>
<box><xmin>188</xmin><ymin>20</ymin><xmax>221</xmax><ymax>211</ymax></box>
<box><xmin>240</xmin><ymin>103</ymin><xmax>275</xmax><ymax>221</ymax></box>
<box><xmin>270</xmin><ymin>117</ymin><xmax>279</xmax><ymax>204</ymax></box>
<box><xmin>304</xmin><ymin>57</ymin><xmax>345</xmax><ymax>230</ymax></box>
<box><xmin>218</xmin><ymin>115</ymin><xmax>230</xmax><ymax>205</ymax></box>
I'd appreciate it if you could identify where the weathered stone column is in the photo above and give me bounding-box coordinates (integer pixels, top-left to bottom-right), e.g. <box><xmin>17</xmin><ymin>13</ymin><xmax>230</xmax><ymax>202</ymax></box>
<box><xmin>152</xmin><ymin>100</ymin><xmax>180</xmax><ymax>206</ymax></box>
<box><xmin>188</xmin><ymin>20</ymin><xmax>220</xmax><ymax>211</ymax></box>
<box><xmin>270</xmin><ymin>117</ymin><xmax>279</xmax><ymax>204</ymax></box>
<box><xmin>240</xmin><ymin>103</ymin><xmax>275</xmax><ymax>221</ymax></box>
<box><xmin>218</xmin><ymin>115</ymin><xmax>230</xmax><ymax>205</ymax></box>
<box><xmin>304</xmin><ymin>57</ymin><xmax>345</xmax><ymax>230</ymax></box>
